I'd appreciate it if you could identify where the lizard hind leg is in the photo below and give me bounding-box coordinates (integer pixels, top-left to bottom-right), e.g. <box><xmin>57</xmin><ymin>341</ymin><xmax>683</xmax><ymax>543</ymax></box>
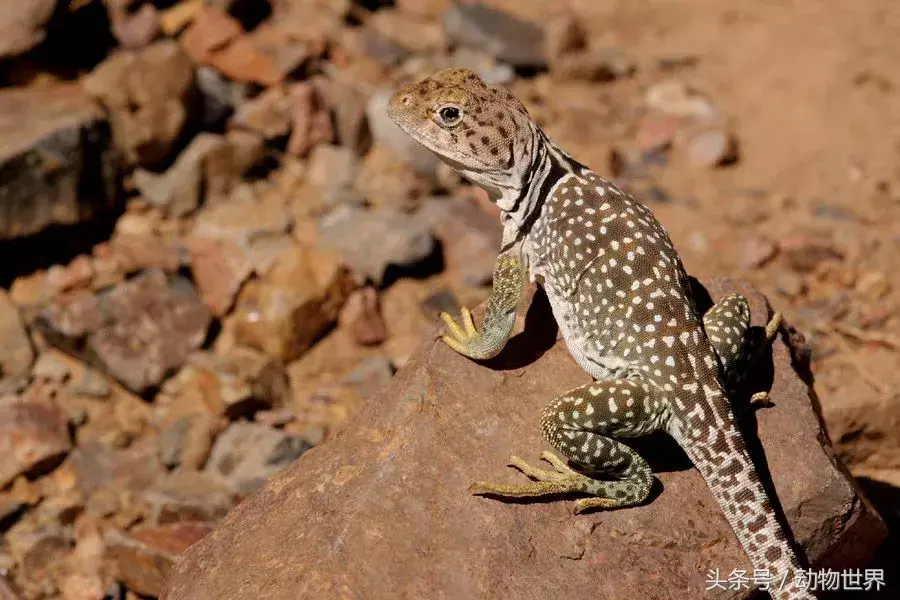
<box><xmin>703</xmin><ymin>294</ymin><xmax>783</xmax><ymax>406</ymax></box>
<box><xmin>470</xmin><ymin>379</ymin><xmax>659</xmax><ymax>514</ymax></box>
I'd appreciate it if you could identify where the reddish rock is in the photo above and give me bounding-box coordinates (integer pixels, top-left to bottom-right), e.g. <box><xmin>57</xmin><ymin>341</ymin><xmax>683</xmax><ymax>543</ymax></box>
<box><xmin>0</xmin><ymin>397</ymin><xmax>72</xmax><ymax>488</ymax></box>
<box><xmin>107</xmin><ymin>522</ymin><xmax>214</xmax><ymax>598</ymax></box>
<box><xmin>825</xmin><ymin>391</ymin><xmax>900</xmax><ymax>475</ymax></box>
<box><xmin>208</xmin><ymin>36</ymin><xmax>300</xmax><ymax>87</ymax></box>
<box><xmin>339</xmin><ymin>287</ymin><xmax>387</xmax><ymax>346</ymax></box>
<box><xmin>163</xmin><ymin>279</ymin><xmax>885</xmax><ymax>600</ymax></box>
<box><xmin>56</xmin><ymin>528</ymin><xmax>108</xmax><ymax>600</ymax></box>
<box><xmin>368</xmin><ymin>9</ymin><xmax>444</xmax><ymax>54</ymax></box>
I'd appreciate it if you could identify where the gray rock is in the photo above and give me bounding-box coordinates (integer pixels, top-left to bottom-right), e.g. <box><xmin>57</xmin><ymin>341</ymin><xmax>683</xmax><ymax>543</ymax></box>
<box><xmin>0</xmin><ymin>84</ymin><xmax>120</xmax><ymax>240</ymax></box>
<box><xmin>319</xmin><ymin>207</ymin><xmax>437</xmax><ymax>285</ymax></box>
<box><xmin>205</xmin><ymin>421</ymin><xmax>311</xmax><ymax>496</ymax></box>
<box><xmin>442</xmin><ymin>2</ymin><xmax>546</xmax><ymax>69</ymax></box>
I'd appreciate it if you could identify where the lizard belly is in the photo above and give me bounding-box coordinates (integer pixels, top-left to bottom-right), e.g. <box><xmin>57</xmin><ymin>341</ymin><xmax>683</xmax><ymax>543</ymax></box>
<box><xmin>531</xmin><ymin>264</ymin><xmax>631</xmax><ymax>381</ymax></box>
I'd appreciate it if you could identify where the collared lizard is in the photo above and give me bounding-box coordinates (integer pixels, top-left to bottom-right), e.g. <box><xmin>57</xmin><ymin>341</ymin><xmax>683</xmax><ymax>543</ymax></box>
<box><xmin>388</xmin><ymin>68</ymin><xmax>812</xmax><ymax>599</ymax></box>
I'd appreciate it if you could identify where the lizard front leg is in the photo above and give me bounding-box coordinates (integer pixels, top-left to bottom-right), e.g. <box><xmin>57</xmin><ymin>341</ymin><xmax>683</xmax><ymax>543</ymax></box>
<box><xmin>440</xmin><ymin>247</ymin><xmax>524</xmax><ymax>360</ymax></box>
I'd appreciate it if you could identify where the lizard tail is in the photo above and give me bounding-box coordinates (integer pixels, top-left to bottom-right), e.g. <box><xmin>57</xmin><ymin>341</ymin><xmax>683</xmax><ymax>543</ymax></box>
<box><xmin>670</xmin><ymin>383</ymin><xmax>814</xmax><ymax>600</ymax></box>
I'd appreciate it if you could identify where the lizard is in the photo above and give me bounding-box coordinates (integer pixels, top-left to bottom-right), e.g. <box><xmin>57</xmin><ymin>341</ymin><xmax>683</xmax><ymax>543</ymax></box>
<box><xmin>387</xmin><ymin>67</ymin><xmax>812</xmax><ymax>600</ymax></box>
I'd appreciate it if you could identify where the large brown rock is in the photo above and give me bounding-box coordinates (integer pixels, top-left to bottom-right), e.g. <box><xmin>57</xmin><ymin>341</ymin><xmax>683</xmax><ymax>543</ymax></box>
<box><xmin>163</xmin><ymin>279</ymin><xmax>885</xmax><ymax>600</ymax></box>
<box><xmin>0</xmin><ymin>84</ymin><xmax>119</xmax><ymax>240</ymax></box>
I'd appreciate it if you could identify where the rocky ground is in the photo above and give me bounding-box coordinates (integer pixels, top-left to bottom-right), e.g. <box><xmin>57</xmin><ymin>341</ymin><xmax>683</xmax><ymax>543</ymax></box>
<box><xmin>0</xmin><ymin>1</ymin><xmax>897</xmax><ymax>599</ymax></box>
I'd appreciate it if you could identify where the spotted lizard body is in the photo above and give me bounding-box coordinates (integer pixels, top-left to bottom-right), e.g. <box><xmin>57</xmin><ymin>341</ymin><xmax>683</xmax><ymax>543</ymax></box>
<box><xmin>388</xmin><ymin>68</ymin><xmax>812</xmax><ymax>599</ymax></box>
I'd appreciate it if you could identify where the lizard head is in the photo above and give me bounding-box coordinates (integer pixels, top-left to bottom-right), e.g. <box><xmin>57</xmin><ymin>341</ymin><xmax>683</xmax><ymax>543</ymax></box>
<box><xmin>388</xmin><ymin>68</ymin><xmax>536</xmax><ymax>199</ymax></box>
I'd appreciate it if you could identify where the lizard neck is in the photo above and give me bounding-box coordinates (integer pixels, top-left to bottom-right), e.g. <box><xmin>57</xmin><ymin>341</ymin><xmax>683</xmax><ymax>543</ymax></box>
<box><xmin>496</xmin><ymin>127</ymin><xmax>585</xmax><ymax>240</ymax></box>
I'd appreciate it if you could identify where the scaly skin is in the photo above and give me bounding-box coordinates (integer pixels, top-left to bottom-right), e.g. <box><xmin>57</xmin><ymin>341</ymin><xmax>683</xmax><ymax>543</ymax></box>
<box><xmin>387</xmin><ymin>68</ymin><xmax>811</xmax><ymax>600</ymax></box>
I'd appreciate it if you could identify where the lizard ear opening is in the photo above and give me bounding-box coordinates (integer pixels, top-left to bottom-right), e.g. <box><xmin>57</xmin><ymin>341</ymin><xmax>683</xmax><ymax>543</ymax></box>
<box><xmin>436</xmin><ymin>104</ymin><xmax>464</xmax><ymax>128</ymax></box>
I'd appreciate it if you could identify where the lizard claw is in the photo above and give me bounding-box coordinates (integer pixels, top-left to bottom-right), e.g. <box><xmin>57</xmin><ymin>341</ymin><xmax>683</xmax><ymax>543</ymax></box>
<box><xmin>439</xmin><ymin>308</ymin><xmax>485</xmax><ymax>358</ymax></box>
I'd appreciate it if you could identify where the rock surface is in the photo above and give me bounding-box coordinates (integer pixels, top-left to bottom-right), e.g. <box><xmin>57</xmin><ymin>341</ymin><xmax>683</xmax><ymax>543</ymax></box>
<box><xmin>163</xmin><ymin>279</ymin><xmax>885</xmax><ymax>600</ymax></box>
<box><xmin>0</xmin><ymin>84</ymin><xmax>119</xmax><ymax>240</ymax></box>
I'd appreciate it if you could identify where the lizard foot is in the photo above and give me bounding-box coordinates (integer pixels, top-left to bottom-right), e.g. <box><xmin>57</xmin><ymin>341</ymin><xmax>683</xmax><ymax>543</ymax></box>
<box><xmin>439</xmin><ymin>307</ymin><xmax>480</xmax><ymax>355</ymax></box>
<box><xmin>469</xmin><ymin>452</ymin><xmax>622</xmax><ymax>513</ymax></box>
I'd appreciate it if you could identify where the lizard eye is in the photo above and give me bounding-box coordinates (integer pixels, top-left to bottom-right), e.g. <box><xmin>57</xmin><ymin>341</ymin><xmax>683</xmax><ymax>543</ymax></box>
<box><xmin>437</xmin><ymin>105</ymin><xmax>463</xmax><ymax>127</ymax></box>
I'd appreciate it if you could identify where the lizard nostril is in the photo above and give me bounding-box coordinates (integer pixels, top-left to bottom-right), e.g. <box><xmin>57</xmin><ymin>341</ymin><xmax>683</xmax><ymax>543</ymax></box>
<box><xmin>401</xmin><ymin>95</ymin><xmax>412</xmax><ymax>106</ymax></box>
